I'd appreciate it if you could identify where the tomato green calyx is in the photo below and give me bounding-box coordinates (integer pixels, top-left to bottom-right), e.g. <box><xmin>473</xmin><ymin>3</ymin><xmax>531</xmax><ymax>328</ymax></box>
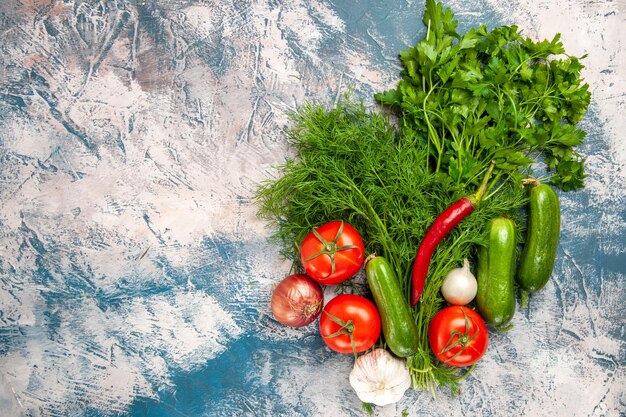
<box><xmin>323</xmin><ymin>319</ymin><xmax>355</xmax><ymax>338</ymax></box>
<box><xmin>322</xmin><ymin>308</ymin><xmax>359</xmax><ymax>360</ymax></box>
<box><xmin>304</xmin><ymin>221</ymin><xmax>360</xmax><ymax>279</ymax></box>
<box><xmin>438</xmin><ymin>308</ymin><xmax>480</xmax><ymax>366</ymax></box>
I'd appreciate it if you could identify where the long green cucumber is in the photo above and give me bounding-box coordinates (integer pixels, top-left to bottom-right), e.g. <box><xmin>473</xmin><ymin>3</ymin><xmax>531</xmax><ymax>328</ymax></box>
<box><xmin>365</xmin><ymin>255</ymin><xmax>418</xmax><ymax>357</ymax></box>
<box><xmin>476</xmin><ymin>217</ymin><xmax>517</xmax><ymax>327</ymax></box>
<box><xmin>517</xmin><ymin>183</ymin><xmax>561</xmax><ymax>292</ymax></box>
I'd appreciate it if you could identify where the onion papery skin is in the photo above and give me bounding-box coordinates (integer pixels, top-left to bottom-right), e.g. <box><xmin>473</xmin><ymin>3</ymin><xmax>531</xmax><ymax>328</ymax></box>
<box><xmin>271</xmin><ymin>274</ymin><xmax>324</xmax><ymax>327</ymax></box>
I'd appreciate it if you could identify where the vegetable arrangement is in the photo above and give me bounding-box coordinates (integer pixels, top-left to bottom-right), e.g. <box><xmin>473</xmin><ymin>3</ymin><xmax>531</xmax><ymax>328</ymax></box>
<box><xmin>260</xmin><ymin>0</ymin><xmax>589</xmax><ymax>407</ymax></box>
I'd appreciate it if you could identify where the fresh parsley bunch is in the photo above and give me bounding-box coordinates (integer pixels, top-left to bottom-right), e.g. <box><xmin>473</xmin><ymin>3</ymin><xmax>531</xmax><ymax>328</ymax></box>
<box><xmin>376</xmin><ymin>0</ymin><xmax>591</xmax><ymax>191</ymax></box>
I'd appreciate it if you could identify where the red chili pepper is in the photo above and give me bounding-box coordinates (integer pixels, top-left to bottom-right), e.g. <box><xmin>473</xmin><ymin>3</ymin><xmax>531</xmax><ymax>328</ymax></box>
<box><xmin>411</xmin><ymin>162</ymin><xmax>496</xmax><ymax>306</ymax></box>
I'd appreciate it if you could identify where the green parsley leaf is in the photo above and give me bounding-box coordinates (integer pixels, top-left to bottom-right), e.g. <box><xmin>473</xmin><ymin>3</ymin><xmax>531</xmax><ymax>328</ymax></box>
<box><xmin>377</xmin><ymin>0</ymin><xmax>591</xmax><ymax>190</ymax></box>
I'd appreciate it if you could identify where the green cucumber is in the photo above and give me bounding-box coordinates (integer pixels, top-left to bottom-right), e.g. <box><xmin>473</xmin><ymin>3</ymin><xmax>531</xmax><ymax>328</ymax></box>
<box><xmin>476</xmin><ymin>217</ymin><xmax>517</xmax><ymax>327</ymax></box>
<box><xmin>517</xmin><ymin>183</ymin><xmax>561</xmax><ymax>292</ymax></box>
<box><xmin>365</xmin><ymin>255</ymin><xmax>418</xmax><ymax>357</ymax></box>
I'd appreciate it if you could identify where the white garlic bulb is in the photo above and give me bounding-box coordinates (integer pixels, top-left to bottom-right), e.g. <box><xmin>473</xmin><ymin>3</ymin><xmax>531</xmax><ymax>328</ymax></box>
<box><xmin>349</xmin><ymin>348</ymin><xmax>411</xmax><ymax>406</ymax></box>
<box><xmin>441</xmin><ymin>258</ymin><xmax>477</xmax><ymax>305</ymax></box>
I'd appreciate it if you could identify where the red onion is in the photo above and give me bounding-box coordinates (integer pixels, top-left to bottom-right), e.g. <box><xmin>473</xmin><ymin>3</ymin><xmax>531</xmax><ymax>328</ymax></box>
<box><xmin>271</xmin><ymin>274</ymin><xmax>324</xmax><ymax>327</ymax></box>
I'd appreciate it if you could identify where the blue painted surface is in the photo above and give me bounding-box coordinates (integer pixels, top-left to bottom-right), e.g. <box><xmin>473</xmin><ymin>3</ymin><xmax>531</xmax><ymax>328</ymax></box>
<box><xmin>0</xmin><ymin>0</ymin><xmax>624</xmax><ymax>416</ymax></box>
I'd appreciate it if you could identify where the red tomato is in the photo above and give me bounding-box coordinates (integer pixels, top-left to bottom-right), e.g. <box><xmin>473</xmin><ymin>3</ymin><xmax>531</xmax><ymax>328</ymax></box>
<box><xmin>319</xmin><ymin>294</ymin><xmax>381</xmax><ymax>354</ymax></box>
<box><xmin>300</xmin><ymin>221</ymin><xmax>365</xmax><ymax>285</ymax></box>
<box><xmin>428</xmin><ymin>306</ymin><xmax>488</xmax><ymax>367</ymax></box>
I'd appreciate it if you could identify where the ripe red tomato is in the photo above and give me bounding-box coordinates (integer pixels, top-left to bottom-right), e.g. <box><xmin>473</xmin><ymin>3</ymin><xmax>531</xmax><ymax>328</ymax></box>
<box><xmin>300</xmin><ymin>221</ymin><xmax>365</xmax><ymax>285</ymax></box>
<box><xmin>319</xmin><ymin>294</ymin><xmax>381</xmax><ymax>354</ymax></box>
<box><xmin>428</xmin><ymin>306</ymin><xmax>488</xmax><ymax>367</ymax></box>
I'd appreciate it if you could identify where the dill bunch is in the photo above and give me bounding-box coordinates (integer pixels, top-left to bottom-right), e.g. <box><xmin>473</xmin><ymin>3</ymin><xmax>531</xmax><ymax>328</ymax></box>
<box><xmin>255</xmin><ymin>98</ymin><xmax>527</xmax><ymax>392</ymax></box>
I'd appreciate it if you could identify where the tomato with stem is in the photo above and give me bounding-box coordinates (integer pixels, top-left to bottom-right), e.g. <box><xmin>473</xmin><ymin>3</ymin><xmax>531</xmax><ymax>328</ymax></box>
<box><xmin>428</xmin><ymin>306</ymin><xmax>488</xmax><ymax>367</ymax></box>
<box><xmin>301</xmin><ymin>221</ymin><xmax>365</xmax><ymax>285</ymax></box>
<box><xmin>319</xmin><ymin>294</ymin><xmax>381</xmax><ymax>356</ymax></box>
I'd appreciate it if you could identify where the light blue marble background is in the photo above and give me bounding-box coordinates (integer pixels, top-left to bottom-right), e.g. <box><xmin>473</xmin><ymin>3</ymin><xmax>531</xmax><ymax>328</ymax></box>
<box><xmin>0</xmin><ymin>0</ymin><xmax>624</xmax><ymax>416</ymax></box>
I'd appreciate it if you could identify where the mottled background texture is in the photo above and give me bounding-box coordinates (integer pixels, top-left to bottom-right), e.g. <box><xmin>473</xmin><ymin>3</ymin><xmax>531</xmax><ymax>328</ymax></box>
<box><xmin>0</xmin><ymin>0</ymin><xmax>624</xmax><ymax>416</ymax></box>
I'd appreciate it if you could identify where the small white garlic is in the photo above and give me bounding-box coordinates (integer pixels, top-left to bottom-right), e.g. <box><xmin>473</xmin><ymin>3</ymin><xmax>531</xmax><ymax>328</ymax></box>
<box><xmin>349</xmin><ymin>348</ymin><xmax>411</xmax><ymax>406</ymax></box>
<box><xmin>441</xmin><ymin>258</ymin><xmax>477</xmax><ymax>305</ymax></box>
